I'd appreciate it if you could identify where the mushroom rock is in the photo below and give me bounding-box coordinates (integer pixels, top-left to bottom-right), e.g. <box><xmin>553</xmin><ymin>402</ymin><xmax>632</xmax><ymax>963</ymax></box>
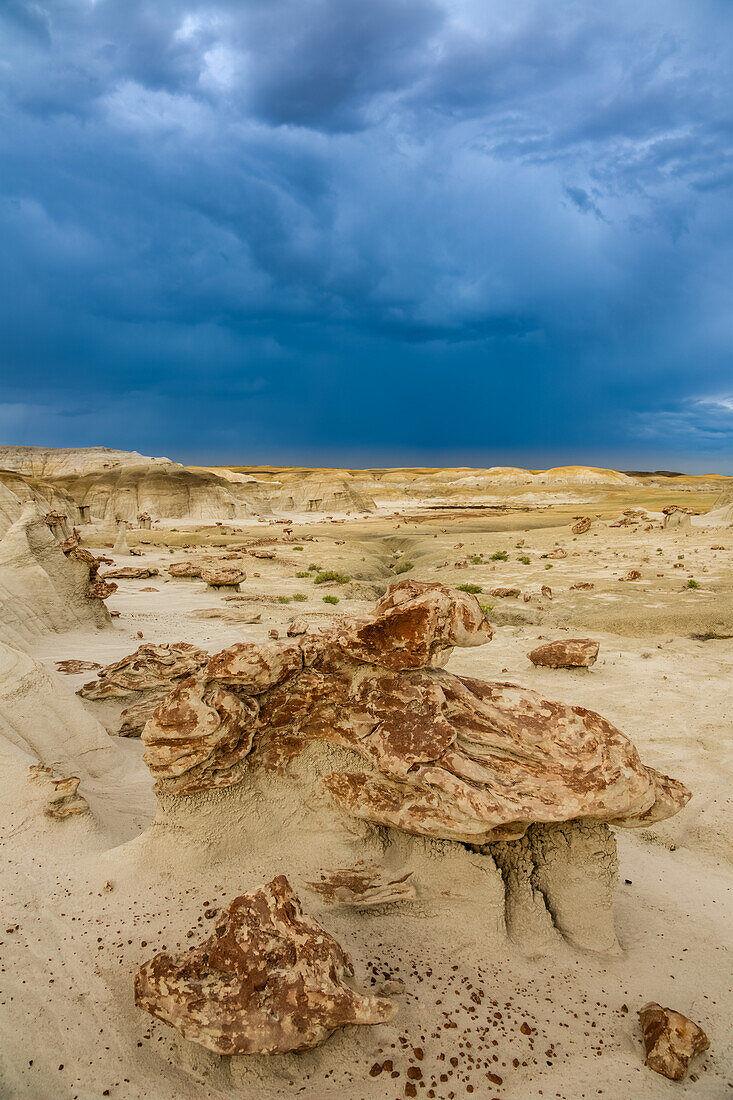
<box><xmin>78</xmin><ymin>642</ymin><xmax>208</xmax><ymax>700</ymax></box>
<box><xmin>134</xmin><ymin>875</ymin><xmax>395</xmax><ymax>1054</ymax></box>
<box><xmin>168</xmin><ymin>561</ymin><xmax>202</xmax><ymax>578</ymax></box>
<box><xmin>571</xmin><ymin>517</ymin><xmax>592</xmax><ymax>534</ymax></box>
<box><xmin>102</xmin><ymin>566</ymin><xmax>160</xmax><ymax>580</ymax></box>
<box><xmin>139</xmin><ymin>581</ymin><xmax>690</xmax><ymax>844</ymax></box>
<box><xmin>639</xmin><ymin>1002</ymin><xmax>709</xmax><ymax>1081</ymax></box>
<box><xmin>201</xmin><ymin>566</ymin><xmax>246</xmax><ymax>590</ymax></box>
<box><xmin>527</xmin><ymin>639</ymin><xmax>600</xmax><ymax>668</ymax></box>
<box><xmin>137</xmin><ymin>511</ymin><xmax>152</xmax><ymax>529</ymax></box>
<box><xmin>663</xmin><ymin>509</ymin><xmax>692</xmax><ymax>530</ymax></box>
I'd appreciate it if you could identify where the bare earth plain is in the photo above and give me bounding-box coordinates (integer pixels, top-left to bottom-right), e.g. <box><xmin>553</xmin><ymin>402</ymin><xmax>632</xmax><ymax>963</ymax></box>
<box><xmin>0</xmin><ymin>461</ymin><xmax>731</xmax><ymax>1100</ymax></box>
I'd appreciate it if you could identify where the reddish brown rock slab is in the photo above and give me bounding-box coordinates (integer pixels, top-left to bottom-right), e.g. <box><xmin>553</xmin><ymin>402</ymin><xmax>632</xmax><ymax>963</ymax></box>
<box><xmin>571</xmin><ymin>516</ymin><xmax>592</xmax><ymax>534</ymax></box>
<box><xmin>639</xmin><ymin>1002</ymin><xmax>709</xmax><ymax>1080</ymax></box>
<box><xmin>103</xmin><ymin>566</ymin><xmax>160</xmax><ymax>580</ymax></box>
<box><xmin>620</xmin><ymin>569</ymin><xmax>642</xmax><ymax>581</ymax></box>
<box><xmin>527</xmin><ymin>639</ymin><xmax>600</xmax><ymax>669</ymax></box>
<box><xmin>78</xmin><ymin>642</ymin><xmax>208</xmax><ymax>699</ymax></box>
<box><xmin>546</xmin><ymin>547</ymin><xmax>567</xmax><ymax>559</ymax></box>
<box><xmin>306</xmin><ymin>865</ymin><xmax>416</xmax><ymax>907</ymax></box>
<box><xmin>570</xmin><ymin>581</ymin><xmax>595</xmax><ymax>590</ymax></box>
<box><xmin>56</xmin><ymin>659</ymin><xmax>103</xmax><ymax>674</ymax></box>
<box><xmin>134</xmin><ymin>875</ymin><xmax>396</xmax><ymax>1054</ymax></box>
<box><xmin>490</xmin><ymin>587</ymin><xmax>521</xmax><ymax>598</ymax></box>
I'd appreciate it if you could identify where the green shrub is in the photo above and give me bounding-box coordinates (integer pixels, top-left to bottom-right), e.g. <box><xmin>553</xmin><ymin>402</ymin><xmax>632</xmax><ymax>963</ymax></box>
<box><xmin>686</xmin><ymin>579</ymin><xmax>699</xmax><ymax>589</ymax></box>
<box><xmin>545</xmin><ymin>563</ymin><xmax>553</xmax><ymax>570</ymax></box>
<box><xmin>479</xmin><ymin>602</ymin><xmax>494</xmax><ymax>615</ymax></box>
<box><xmin>394</xmin><ymin>561</ymin><xmax>414</xmax><ymax>574</ymax></box>
<box><xmin>313</xmin><ymin>570</ymin><xmax>350</xmax><ymax>585</ymax></box>
<box><xmin>295</xmin><ymin>571</ymin><xmax>309</xmax><ymax>578</ymax></box>
<box><xmin>277</xmin><ymin>596</ymin><xmax>291</xmax><ymax>604</ymax></box>
<box><xmin>322</xmin><ymin>594</ymin><xmax>340</xmax><ymax>605</ymax></box>
<box><xmin>456</xmin><ymin>583</ymin><xmax>483</xmax><ymax>594</ymax></box>
<box><xmin>293</xmin><ymin>546</ymin><xmax>304</xmax><ymax>550</ymax></box>
<box><xmin>307</xmin><ymin>563</ymin><xmax>321</xmax><ymax>571</ymax></box>
<box><xmin>518</xmin><ymin>555</ymin><xmax>531</xmax><ymax>565</ymax></box>
<box><xmin>292</xmin><ymin>592</ymin><xmax>308</xmax><ymax>601</ymax></box>
<box><xmin>470</xmin><ymin>555</ymin><xmax>483</xmax><ymax>565</ymax></box>
<box><xmin>491</xmin><ymin>550</ymin><xmax>508</xmax><ymax>561</ymax></box>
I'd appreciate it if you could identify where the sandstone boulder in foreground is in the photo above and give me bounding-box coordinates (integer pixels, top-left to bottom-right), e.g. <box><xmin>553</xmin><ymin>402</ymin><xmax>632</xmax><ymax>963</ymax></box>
<box><xmin>527</xmin><ymin>639</ymin><xmax>600</xmax><ymax>668</ymax></box>
<box><xmin>639</xmin><ymin>1002</ymin><xmax>709</xmax><ymax>1080</ymax></box>
<box><xmin>141</xmin><ymin>580</ymin><xmax>690</xmax><ymax>842</ymax></box>
<box><xmin>134</xmin><ymin>875</ymin><xmax>395</xmax><ymax>1054</ymax></box>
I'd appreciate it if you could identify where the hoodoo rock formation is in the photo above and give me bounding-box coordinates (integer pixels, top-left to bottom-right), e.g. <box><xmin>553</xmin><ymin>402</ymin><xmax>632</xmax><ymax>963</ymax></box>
<box><xmin>134</xmin><ymin>875</ymin><xmax>396</xmax><ymax>1055</ymax></box>
<box><xmin>141</xmin><ymin>581</ymin><xmax>689</xmax><ymax>842</ymax></box>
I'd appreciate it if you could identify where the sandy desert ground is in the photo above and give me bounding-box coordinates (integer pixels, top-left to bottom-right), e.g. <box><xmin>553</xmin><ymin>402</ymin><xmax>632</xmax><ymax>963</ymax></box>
<box><xmin>0</xmin><ymin>448</ymin><xmax>731</xmax><ymax>1100</ymax></box>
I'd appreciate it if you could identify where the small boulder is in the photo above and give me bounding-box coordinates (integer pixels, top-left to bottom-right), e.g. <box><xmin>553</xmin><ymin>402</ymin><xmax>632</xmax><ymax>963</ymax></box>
<box><xmin>201</xmin><ymin>567</ymin><xmax>246</xmax><ymax>590</ymax></box>
<box><xmin>572</xmin><ymin>517</ymin><xmax>592</xmax><ymax>534</ymax></box>
<box><xmin>527</xmin><ymin>639</ymin><xmax>599</xmax><ymax>668</ymax></box>
<box><xmin>639</xmin><ymin>1002</ymin><xmax>709</xmax><ymax>1081</ymax></box>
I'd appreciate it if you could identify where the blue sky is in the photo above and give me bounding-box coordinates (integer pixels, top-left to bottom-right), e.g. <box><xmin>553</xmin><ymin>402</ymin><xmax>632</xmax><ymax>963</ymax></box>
<box><xmin>1</xmin><ymin>0</ymin><xmax>731</xmax><ymax>469</ymax></box>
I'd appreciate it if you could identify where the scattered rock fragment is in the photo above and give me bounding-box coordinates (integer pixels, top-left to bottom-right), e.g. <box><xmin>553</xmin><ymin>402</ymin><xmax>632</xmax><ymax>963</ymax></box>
<box><xmin>620</xmin><ymin>569</ymin><xmax>642</xmax><ymax>581</ymax></box>
<box><xmin>490</xmin><ymin>587</ymin><xmax>521</xmax><ymax>598</ymax></box>
<box><xmin>134</xmin><ymin>875</ymin><xmax>396</xmax><ymax>1054</ymax></box>
<box><xmin>639</xmin><ymin>1002</ymin><xmax>709</xmax><ymax>1081</ymax></box>
<box><xmin>570</xmin><ymin>581</ymin><xmax>595</xmax><ymax>590</ymax></box>
<box><xmin>527</xmin><ymin>639</ymin><xmax>600</xmax><ymax>668</ymax></box>
<box><xmin>572</xmin><ymin>517</ymin><xmax>592</xmax><ymax>534</ymax></box>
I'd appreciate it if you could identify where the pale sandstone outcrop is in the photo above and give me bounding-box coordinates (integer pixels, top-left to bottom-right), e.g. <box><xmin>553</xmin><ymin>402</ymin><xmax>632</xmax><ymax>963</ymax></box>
<box><xmin>0</xmin><ymin>502</ymin><xmax>111</xmax><ymax>646</ymax></box>
<box><xmin>78</xmin><ymin>642</ymin><xmax>208</xmax><ymax>701</ymax></box>
<box><xmin>527</xmin><ymin>639</ymin><xmax>600</xmax><ymax>668</ymax></box>
<box><xmin>134</xmin><ymin>875</ymin><xmax>395</xmax><ymax>1054</ymax></box>
<box><xmin>141</xmin><ymin>581</ymin><xmax>690</xmax><ymax>841</ymax></box>
<box><xmin>639</xmin><ymin>1002</ymin><xmax>709</xmax><ymax>1080</ymax></box>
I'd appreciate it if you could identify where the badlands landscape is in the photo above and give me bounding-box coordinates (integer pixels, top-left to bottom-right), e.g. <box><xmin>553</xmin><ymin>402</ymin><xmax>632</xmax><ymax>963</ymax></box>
<box><xmin>0</xmin><ymin>444</ymin><xmax>731</xmax><ymax>1100</ymax></box>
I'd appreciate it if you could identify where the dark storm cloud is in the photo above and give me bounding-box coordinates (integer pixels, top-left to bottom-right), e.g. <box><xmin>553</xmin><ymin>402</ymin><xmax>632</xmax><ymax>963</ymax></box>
<box><xmin>0</xmin><ymin>0</ymin><xmax>731</xmax><ymax>467</ymax></box>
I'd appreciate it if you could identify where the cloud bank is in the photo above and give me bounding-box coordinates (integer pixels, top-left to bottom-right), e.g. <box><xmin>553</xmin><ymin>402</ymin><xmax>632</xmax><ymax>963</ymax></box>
<box><xmin>1</xmin><ymin>0</ymin><xmax>731</xmax><ymax>468</ymax></box>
